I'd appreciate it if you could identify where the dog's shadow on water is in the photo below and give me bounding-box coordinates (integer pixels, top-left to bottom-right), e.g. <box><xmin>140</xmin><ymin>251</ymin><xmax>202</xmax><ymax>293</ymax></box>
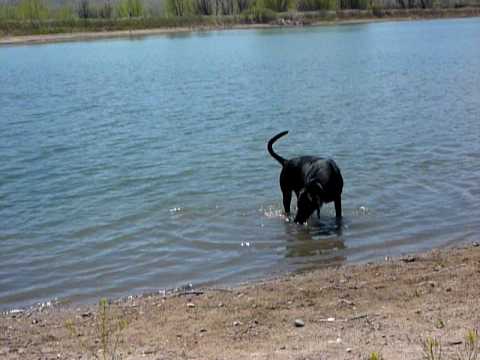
<box><xmin>282</xmin><ymin>216</ymin><xmax>346</xmax><ymax>261</ymax></box>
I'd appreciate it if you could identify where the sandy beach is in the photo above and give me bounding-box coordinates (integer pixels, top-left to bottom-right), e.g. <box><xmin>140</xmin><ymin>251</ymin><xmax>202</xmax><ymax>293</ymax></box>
<box><xmin>1</xmin><ymin>243</ymin><xmax>479</xmax><ymax>359</ymax></box>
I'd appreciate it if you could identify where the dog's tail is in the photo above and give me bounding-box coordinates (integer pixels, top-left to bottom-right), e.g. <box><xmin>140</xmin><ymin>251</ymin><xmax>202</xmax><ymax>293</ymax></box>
<box><xmin>267</xmin><ymin>131</ymin><xmax>288</xmax><ymax>166</ymax></box>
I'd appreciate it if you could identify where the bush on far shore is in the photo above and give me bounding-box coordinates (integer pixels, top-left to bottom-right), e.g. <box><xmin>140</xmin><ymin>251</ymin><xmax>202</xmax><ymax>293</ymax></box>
<box><xmin>1</xmin><ymin>0</ymin><xmax>479</xmax><ymax>36</ymax></box>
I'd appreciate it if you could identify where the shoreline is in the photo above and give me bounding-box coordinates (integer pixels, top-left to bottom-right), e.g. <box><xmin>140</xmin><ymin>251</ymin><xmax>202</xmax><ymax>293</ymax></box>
<box><xmin>1</xmin><ymin>8</ymin><xmax>479</xmax><ymax>46</ymax></box>
<box><xmin>2</xmin><ymin>243</ymin><xmax>479</xmax><ymax>359</ymax></box>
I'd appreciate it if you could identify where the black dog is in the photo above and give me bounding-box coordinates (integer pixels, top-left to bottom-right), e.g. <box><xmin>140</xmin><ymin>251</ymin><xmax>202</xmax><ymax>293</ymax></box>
<box><xmin>267</xmin><ymin>131</ymin><xmax>343</xmax><ymax>224</ymax></box>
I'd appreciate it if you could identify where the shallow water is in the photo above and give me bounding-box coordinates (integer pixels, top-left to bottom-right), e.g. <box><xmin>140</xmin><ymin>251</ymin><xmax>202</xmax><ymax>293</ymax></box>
<box><xmin>1</xmin><ymin>18</ymin><xmax>480</xmax><ymax>310</ymax></box>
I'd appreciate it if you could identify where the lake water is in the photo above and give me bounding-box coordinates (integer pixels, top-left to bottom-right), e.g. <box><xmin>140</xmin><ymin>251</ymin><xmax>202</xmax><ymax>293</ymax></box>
<box><xmin>1</xmin><ymin>18</ymin><xmax>479</xmax><ymax>310</ymax></box>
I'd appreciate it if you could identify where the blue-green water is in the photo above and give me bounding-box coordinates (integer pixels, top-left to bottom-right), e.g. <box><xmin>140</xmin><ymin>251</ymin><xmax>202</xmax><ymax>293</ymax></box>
<box><xmin>1</xmin><ymin>18</ymin><xmax>480</xmax><ymax>310</ymax></box>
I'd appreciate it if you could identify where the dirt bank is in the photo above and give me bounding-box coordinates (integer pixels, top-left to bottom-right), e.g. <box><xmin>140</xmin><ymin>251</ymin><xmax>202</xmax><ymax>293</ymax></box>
<box><xmin>1</xmin><ymin>243</ymin><xmax>479</xmax><ymax>359</ymax></box>
<box><xmin>1</xmin><ymin>8</ymin><xmax>479</xmax><ymax>46</ymax></box>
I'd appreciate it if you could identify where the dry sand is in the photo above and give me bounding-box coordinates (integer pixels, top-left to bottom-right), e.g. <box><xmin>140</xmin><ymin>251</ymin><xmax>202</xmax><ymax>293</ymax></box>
<box><xmin>1</xmin><ymin>243</ymin><xmax>479</xmax><ymax>359</ymax></box>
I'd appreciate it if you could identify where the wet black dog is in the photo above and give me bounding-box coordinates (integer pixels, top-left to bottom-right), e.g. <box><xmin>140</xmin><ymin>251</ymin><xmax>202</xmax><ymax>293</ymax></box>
<box><xmin>267</xmin><ymin>131</ymin><xmax>343</xmax><ymax>224</ymax></box>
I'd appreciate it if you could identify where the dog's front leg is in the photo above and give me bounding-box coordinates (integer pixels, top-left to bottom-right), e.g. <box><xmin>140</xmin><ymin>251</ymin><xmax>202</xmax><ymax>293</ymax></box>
<box><xmin>282</xmin><ymin>190</ymin><xmax>292</xmax><ymax>217</ymax></box>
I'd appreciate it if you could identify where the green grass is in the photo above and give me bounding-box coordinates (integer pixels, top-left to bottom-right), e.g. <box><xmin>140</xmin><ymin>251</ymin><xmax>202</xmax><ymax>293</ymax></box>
<box><xmin>420</xmin><ymin>330</ymin><xmax>479</xmax><ymax>360</ymax></box>
<box><xmin>456</xmin><ymin>329</ymin><xmax>479</xmax><ymax>360</ymax></box>
<box><xmin>368</xmin><ymin>351</ymin><xmax>384</xmax><ymax>360</ymax></box>
<box><xmin>422</xmin><ymin>337</ymin><xmax>442</xmax><ymax>360</ymax></box>
<box><xmin>66</xmin><ymin>298</ymin><xmax>128</xmax><ymax>360</ymax></box>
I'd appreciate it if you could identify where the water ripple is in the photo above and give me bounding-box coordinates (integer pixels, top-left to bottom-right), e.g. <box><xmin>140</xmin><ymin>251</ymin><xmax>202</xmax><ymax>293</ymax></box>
<box><xmin>1</xmin><ymin>18</ymin><xmax>480</xmax><ymax>310</ymax></box>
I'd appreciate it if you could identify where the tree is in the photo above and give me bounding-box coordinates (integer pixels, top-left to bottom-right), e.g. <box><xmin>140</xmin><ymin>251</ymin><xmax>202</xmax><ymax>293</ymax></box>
<box><xmin>194</xmin><ymin>0</ymin><xmax>213</xmax><ymax>14</ymax></box>
<box><xmin>17</xmin><ymin>0</ymin><xmax>48</xmax><ymax>22</ymax></box>
<box><xmin>166</xmin><ymin>0</ymin><xmax>190</xmax><ymax>16</ymax></box>
<box><xmin>78</xmin><ymin>0</ymin><xmax>91</xmax><ymax>18</ymax></box>
<box><xmin>263</xmin><ymin>0</ymin><xmax>289</xmax><ymax>11</ymax></box>
<box><xmin>99</xmin><ymin>0</ymin><xmax>113</xmax><ymax>18</ymax></box>
<box><xmin>117</xmin><ymin>0</ymin><xmax>144</xmax><ymax>17</ymax></box>
<box><xmin>236</xmin><ymin>0</ymin><xmax>250</xmax><ymax>12</ymax></box>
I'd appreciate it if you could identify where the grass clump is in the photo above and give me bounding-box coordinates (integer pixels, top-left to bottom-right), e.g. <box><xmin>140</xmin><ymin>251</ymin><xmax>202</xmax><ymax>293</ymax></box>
<box><xmin>368</xmin><ymin>351</ymin><xmax>384</xmax><ymax>360</ymax></box>
<box><xmin>456</xmin><ymin>329</ymin><xmax>479</xmax><ymax>360</ymax></box>
<box><xmin>422</xmin><ymin>337</ymin><xmax>442</xmax><ymax>360</ymax></box>
<box><xmin>66</xmin><ymin>298</ymin><xmax>128</xmax><ymax>360</ymax></box>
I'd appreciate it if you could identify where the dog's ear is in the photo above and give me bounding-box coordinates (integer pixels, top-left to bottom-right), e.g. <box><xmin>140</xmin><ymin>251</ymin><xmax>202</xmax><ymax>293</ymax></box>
<box><xmin>306</xmin><ymin>181</ymin><xmax>324</xmax><ymax>196</ymax></box>
<box><xmin>299</xmin><ymin>188</ymin><xmax>313</xmax><ymax>202</ymax></box>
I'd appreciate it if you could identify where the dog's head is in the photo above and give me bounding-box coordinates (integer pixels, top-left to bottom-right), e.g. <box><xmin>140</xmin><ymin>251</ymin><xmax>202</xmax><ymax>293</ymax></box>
<box><xmin>294</xmin><ymin>182</ymin><xmax>324</xmax><ymax>224</ymax></box>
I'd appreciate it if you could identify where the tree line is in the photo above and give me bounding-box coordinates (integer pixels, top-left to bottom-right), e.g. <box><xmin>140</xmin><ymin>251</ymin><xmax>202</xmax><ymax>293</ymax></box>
<box><xmin>0</xmin><ymin>0</ymin><xmax>477</xmax><ymax>22</ymax></box>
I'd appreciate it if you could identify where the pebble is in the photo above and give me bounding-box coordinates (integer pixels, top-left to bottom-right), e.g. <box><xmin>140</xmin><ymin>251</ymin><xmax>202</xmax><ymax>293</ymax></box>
<box><xmin>233</xmin><ymin>321</ymin><xmax>242</xmax><ymax>326</ymax></box>
<box><xmin>473</xmin><ymin>242</ymin><xmax>479</xmax><ymax>247</ymax></box>
<box><xmin>346</xmin><ymin>348</ymin><xmax>352</xmax><ymax>353</ymax></box>
<box><xmin>186</xmin><ymin>303</ymin><xmax>195</xmax><ymax>308</ymax></box>
<box><xmin>294</xmin><ymin>319</ymin><xmax>305</xmax><ymax>327</ymax></box>
<box><xmin>448</xmin><ymin>340</ymin><xmax>463</xmax><ymax>346</ymax></box>
<box><xmin>401</xmin><ymin>255</ymin><xmax>416</xmax><ymax>263</ymax></box>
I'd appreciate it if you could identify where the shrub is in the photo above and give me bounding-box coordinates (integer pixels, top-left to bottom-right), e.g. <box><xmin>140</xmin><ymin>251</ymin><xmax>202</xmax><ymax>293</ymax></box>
<box><xmin>242</xmin><ymin>4</ymin><xmax>277</xmax><ymax>22</ymax></box>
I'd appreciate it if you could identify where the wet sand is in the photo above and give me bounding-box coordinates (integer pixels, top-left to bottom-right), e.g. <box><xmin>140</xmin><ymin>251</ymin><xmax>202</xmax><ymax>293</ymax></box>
<box><xmin>1</xmin><ymin>243</ymin><xmax>479</xmax><ymax>359</ymax></box>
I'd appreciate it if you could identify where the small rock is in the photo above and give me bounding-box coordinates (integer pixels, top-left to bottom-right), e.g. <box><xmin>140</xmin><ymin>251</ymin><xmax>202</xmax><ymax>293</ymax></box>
<box><xmin>473</xmin><ymin>242</ymin><xmax>479</xmax><ymax>247</ymax></box>
<box><xmin>218</xmin><ymin>302</ymin><xmax>224</xmax><ymax>308</ymax></box>
<box><xmin>233</xmin><ymin>321</ymin><xmax>242</xmax><ymax>326</ymax></box>
<box><xmin>337</xmin><ymin>299</ymin><xmax>354</xmax><ymax>307</ymax></box>
<box><xmin>446</xmin><ymin>287</ymin><xmax>452</xmax><ymax>292</ymax></box>
<box><xmin>402</xmin><ymin>255</ymin><xmax>416</xmax><ymax>263</ymax></box>
<box><xmin>346</xmin><ymin>348</ymin><xmax>352</xmax><ymax>353</ymax></box>
<box><xmin>81</xmin><ymin>312</ymin><xmax>92</xmax><ymax>318</ymax></box>
<box><xmin>186</xmin><ymin>303</ymin><xmax>195</xmax><ymax>308</ymax></box>
<box><xmin>294</xmin><ymin>319</ymin><xmax>305</xmax><ymax>327</ymax></box>
<box><xmin>199</xmin><ymin>328</ymin><xmax>207</xmax><ymax>333</ymax></box>
<box><xmin>448</xmin><ymin>340</ymin><xmax>463</xmax><ymax>346</ymax></box>
<box><xmin>40</xmin><ymin>347</ymin><xmax>53</xmax><ymax>354</ymax></box>
<box><xmin>279</xmin><ymin>345</ymin><xmax>286</xmax><ymax>350</ymax></box>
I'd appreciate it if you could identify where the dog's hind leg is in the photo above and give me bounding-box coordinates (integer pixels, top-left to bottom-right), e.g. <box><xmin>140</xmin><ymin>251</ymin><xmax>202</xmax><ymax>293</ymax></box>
<box><xmin>334</xmin><ymin>196</ymin><xmax>342</xmax><ymax>218</ymax></box>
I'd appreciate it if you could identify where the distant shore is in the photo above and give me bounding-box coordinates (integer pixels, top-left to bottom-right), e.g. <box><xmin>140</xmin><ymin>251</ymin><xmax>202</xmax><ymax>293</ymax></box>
<box><xmin>1</xmin><ymin>7</ymin><xmax>479</xmax><ymax>45</ymax></box>
<box><xmin>2</xmin><ymin>243</ymin><xmax>479</xmax><ymax>359</ymax></box>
